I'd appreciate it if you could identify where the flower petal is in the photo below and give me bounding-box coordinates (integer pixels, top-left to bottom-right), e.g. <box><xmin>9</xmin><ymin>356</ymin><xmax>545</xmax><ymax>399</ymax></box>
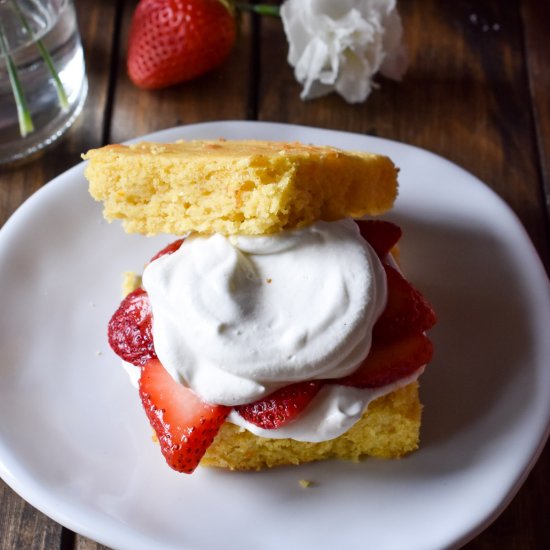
<box><xmin>280</xmin><ymin>0</ymin><xmax>407</xmax><ymax>103</ymax></box>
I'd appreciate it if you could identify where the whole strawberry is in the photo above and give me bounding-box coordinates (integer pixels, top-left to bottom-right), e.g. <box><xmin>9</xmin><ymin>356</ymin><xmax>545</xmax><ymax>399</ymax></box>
<box><xmin>127</xmin><ymin>0</ymin><xmax>236</xmax><ymax>89</ymax></box>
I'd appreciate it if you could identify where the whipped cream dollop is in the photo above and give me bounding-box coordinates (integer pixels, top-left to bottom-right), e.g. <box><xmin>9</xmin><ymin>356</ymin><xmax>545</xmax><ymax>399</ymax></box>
<box><xmin>142</xmin><ymin>219</ymin><xmax>387</xmax><ymax>407</ymax></box>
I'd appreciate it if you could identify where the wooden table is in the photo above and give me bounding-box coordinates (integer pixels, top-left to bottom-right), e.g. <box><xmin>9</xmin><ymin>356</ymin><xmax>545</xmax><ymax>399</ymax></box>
<box><xmin>1</xmin><ymin>1</ymin><xmax>549</xmax><ymax>548</ymax></box>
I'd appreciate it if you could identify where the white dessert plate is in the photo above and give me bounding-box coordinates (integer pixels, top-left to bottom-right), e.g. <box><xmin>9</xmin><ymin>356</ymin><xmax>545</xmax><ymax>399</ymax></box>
<box><xmin>0</xmin><ymin>122</ymin><xmax>549</xmax><ymax>550</ymax></box>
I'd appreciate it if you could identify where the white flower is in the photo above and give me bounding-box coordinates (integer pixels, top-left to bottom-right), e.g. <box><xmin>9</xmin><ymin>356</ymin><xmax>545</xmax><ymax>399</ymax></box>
<box><xmin>280</xmin><ymin>0</ymin><xmax>407</xmax><ymax>103</ymax></box>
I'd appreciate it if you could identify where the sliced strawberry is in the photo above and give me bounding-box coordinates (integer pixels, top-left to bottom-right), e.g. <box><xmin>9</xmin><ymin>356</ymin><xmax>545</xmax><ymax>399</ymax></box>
<box><xmin>235</xmin><ymin>381</ymin><xmax>324</xmax><ymax>430</ymax></box>
<box><xmin>149</xmin><ymin>238</ymin><xmax>184</xmax><ymax>263</ymax></box>
<box><xmin>139</xmin><ymin>358</ymin><xmax>230</xmax><ymax>473</ymax></box>
<box><xmin>356</xmin><ymin>219</ymin><xmax>402</xmax><ymax>259</ymax></box>
<box><xmin>338</xmin><ymin>333</ymin><xmax>433</xmax><ymax>388</ymax></box>
<box><xmin>373</xmin><ymin>264</ymin><xmax>437</xmax><ymax>343</ymax></box>
<box><xmin>108</xmin><ymin>240</ymin><xmax>185</xmax><ymax>366</ymax></box>
<box><xmin>108</xmin><ymin>288</ymin><xmax>156</xmax><ymax>366</ymax></box>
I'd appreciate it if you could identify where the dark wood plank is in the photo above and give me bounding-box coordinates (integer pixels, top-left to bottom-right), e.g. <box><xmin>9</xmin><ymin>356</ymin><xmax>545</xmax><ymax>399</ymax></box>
<box><xmin>522</xmin><ymin>0</ymin><xmax>550</xmax><ymax>221</ymax></box>
<box><xmin>108</xmin><ymin>0</ymin><xmax>254</xmax><ymax>144</ymax></box>
<box><xmin>0</xmin><ymin>481</ymin><xmax>63</xmax><ymax>550</ymax></box>
<box><xmin>74</xmin><ymin>537</ymin><xmax>111</xmax><ymax>550</ymax></box>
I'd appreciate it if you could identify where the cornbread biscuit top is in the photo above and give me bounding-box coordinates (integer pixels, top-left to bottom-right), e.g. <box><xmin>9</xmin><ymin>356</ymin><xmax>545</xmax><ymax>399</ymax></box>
<box><xmin>83</xmin><ymin>139</ymin><xmax>398</xmax><ymax>236</ymax></box>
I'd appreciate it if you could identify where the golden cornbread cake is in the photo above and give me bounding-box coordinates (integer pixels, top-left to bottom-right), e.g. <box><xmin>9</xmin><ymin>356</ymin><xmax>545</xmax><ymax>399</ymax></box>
<box><xmin>94</xmin><ymin>138</ymin><xmax>433</xmax><ymax>473</ymax></box>
<box><xmin>83</xmin><ymin>139</ymin><xmax>398</xmax><ymax>236</ymax></box>
<box><xmin>202</xmin><ymin>383</ymin><xmax>421</xmax><ymax>470</ymax></box>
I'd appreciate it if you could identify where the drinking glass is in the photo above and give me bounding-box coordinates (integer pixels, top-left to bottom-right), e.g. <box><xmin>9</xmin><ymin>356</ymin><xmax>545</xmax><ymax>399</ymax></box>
<box><xmin>0</xmin><ymin>0</ymin><xmax>87</xmax><ymax>165</ymax></box>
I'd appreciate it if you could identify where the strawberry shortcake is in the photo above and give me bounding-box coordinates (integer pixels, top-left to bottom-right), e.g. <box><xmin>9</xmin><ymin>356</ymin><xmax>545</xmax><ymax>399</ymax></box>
<box><xmin>83</xmin><ymin>139</ymin><xmax>436</xmax><ymax>473</ymax></box>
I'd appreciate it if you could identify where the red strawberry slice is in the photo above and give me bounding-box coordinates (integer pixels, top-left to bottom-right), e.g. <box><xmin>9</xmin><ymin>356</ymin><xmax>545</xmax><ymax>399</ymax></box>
<box><xmin>356</xmin><ymin>219</ymin><xmax>402</xmax><ymax>259</ymax></box>
<box><xmin>108</xmin><ymin>288</ymin><xmax>156</xmax><ymax>366</ymax></box>
<box><xmin>108</xmin><ymin>239</ymin><xmax>185</xmax><ymax>366</ymax></box>
<box><xmin>139</xmin><ymin>358</ymin><xmax>230</xmax><ymax>473</ymax></box>
<box><xmin>127</xmin><ymin>0</ymin><xmax>236</xmax><ymax>89</ymax></box>
<box><xmin>236</xmin><ymin>381</ymin><xmax>324</xmax><ymax>430</ymax></box>
<box><xmin>338</xmin><ymin>333</ymin><xmax>433</xmax><ymax>388</ymax></box>
<box><xmin>373</xmin><ymin>264</ymin><xmax>437</xmax><ymax>343</ymax></box>
<box><xmin>150</xmin><ymin>238</ymin><xmax>184</xmax><ymax>263</ymax></box>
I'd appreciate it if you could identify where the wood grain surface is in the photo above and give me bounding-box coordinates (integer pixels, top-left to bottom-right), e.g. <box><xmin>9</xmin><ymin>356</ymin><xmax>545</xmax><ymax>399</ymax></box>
<box><xmin>0</xmin><ymin>1</ymin><xmax>548</xmax><ymax>548</ymax></box>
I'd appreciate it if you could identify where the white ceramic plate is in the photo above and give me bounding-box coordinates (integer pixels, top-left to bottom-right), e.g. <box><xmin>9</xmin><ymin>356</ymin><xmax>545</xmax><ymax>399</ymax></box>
<box><xmin>1</xmin><ymin>122</ymin><xmax>549</xmax><ymax>550</ymax></box>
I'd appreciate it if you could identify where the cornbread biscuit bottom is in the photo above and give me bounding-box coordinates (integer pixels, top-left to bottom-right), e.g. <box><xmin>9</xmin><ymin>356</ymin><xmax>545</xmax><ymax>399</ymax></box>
<box><xmin>83</xmin><ymin>139</ymin><xmax>398</xmax><ymax>236</ymax></box>
<box><xmin>201</xmin><ymin>382</ymin><xmax>422</xmax><ymax>471</ymax></box>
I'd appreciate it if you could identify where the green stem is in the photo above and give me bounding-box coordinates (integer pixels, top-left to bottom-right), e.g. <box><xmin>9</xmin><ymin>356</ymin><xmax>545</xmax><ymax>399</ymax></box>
<box><xmin>235</xmin><ymin>3</ymin><xmax>281</xmax><ymax>17</ymax></box>
<box><xmin>0</xmin><ymin>21</ymin><xmax>34</xmax><ymax>136</ymax></box>
<box><xmin>10</xmin><ymin>0</ymin><xmax>69</xmax><ymax>110</ymax></box>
